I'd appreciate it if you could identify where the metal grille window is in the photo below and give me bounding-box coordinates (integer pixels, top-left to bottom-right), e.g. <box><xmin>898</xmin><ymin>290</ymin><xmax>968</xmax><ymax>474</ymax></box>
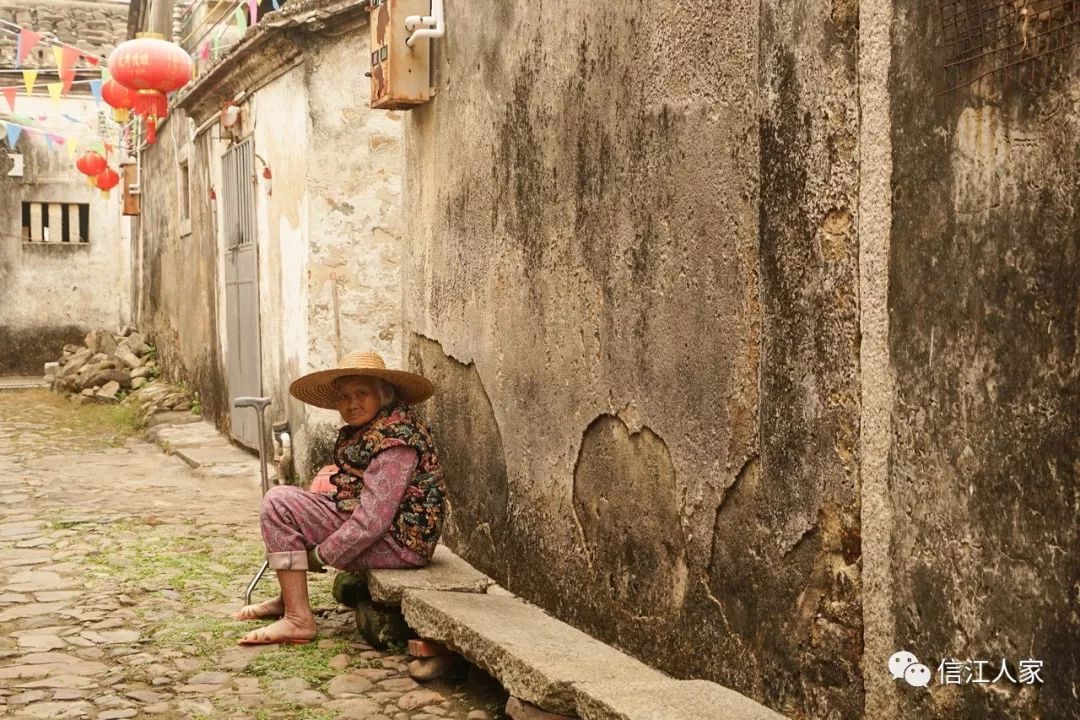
<box><xmin>21</xmin><ymin>202</ymin><xmax>90</xmax><ymax>244</ymax></box>
<box><xmin>221</xmin><ymin>139</ymin><xmax>256</xmax><ymax>250</ymax></box>
<box><xmin>939</xmin><ymin>0</ymin><xmax>1080</xmax><ymax>91</ymax></box>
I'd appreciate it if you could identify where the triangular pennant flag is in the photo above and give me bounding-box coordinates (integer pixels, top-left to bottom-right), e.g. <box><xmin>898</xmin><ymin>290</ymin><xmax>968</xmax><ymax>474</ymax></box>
<box><xmin>89</xmin><ymin>79</ymin><xmax>103</xmax><ymax>104</ymax></box>
<box><xmin>2</xmin><ymin>87</ymin><xmax>16</xmax><ymax>112</ymax></box>
<box><xmin>248</xmin><ymin>0</ymin><xmax>259</xmax><ymax>25</ymax></box>
<box><xmin>66</xmin><ymin>137</ymin><xmax>79</xmax><ymax>160</ymax></box>
<box><xmin>235</xmin><ymin>6</ymin><xmax>248</xmax><ymax>32</ymax></box>
<box><xmin>101</xmin><ymin>67</ymin><xmax>111</xmax><ymax>83</ymax></box>
<box><xmin>5</xmin><ymin>123</ymin><xmax>22</xmax><ymax>149</ymax></box>
<box><xmin>104</xmin><ymin>142</ymin><xmax>113</xmax><ymax>154</ymax></box>
<box><xmin>58</xmin><ymin>47</ymin><xmax>80</xmax><ymax>95</ymax></box>
<box><xmin>48</xmin><ymin>132</ymin><xmax>65</xmax><ymax>148</ymax></box>
<box><xmin>83</xmin><ymin>52</ymin><xmax>100</xmax><ymax>66</ymax></box>
<box><xmin>272</xmin><ymin>0</ymin><xmax>280</xmax><ymax>9</ymax></box>
<box><xmin>45</xmin><ymin>133</ymin><xmax>55</xmax><ymax>150</ymax></box>
<box><xmin>17</xmin><ymin>29</ymin><xmax>43</xmax><ymax>67</ymax></box>
<box><xmin>53</xmin><ymin>46</ymin><xmax>65</xmax><ymax>70</ymax></box>
<box><xmin>23</xmin><ymin>70</ymin><xmax>38</xmax><ymax>97</ymax></box>
<box><xmin>47</xmin><ymin>82</ymin><xmax>63</xmax><ymax>107</ymax></box>
<box><xmin>199</xmin><ymin>42</ymin><xmax>210</xmax><ymax>60</ymax></box>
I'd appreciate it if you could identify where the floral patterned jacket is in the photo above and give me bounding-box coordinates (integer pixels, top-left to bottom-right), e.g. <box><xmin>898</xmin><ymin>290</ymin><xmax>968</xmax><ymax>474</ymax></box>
<box><xmin>330</xmin><ymin>402</ymin><xmax>445</xmax><ymax>558</ymax></box>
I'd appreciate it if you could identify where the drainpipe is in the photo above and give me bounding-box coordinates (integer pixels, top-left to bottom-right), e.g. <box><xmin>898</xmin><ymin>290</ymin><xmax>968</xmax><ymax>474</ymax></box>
<box><xmin>149</xmin><ymin>0</ymin><xmax>175</xmax><ymax>38</ymax></box>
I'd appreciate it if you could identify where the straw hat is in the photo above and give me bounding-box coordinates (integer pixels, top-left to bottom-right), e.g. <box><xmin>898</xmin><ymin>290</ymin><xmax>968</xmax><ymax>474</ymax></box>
<box><xmin>289</xmin><ymin>351</ymin><xmax>434</xmax><ymax>409</ymax></box>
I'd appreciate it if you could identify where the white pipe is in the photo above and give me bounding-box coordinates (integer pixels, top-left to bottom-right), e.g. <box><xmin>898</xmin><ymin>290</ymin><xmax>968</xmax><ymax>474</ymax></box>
<box><xmin>405</xmin><ymin>0</ymin><xmax>444</xmax><ymax>48</ymax></box>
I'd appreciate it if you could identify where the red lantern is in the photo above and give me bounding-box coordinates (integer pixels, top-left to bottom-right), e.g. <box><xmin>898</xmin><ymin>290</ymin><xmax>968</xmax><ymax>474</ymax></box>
<box><xmin>101</xmin><ymin>79</ymin><xmax>134</xmax><ymax>123</ymax></box>
<box><xmin>108</xmin><ymin>32</ymin><xmax>192</xmax><ymax>93</ymax></box>
<box><xmin>76</xmin><ymin>150</ymin><xmax>107</xmax><ymax>184</ymax></box>
<box><xmin>95</xmin><ymin>166</ymin><xmax>120</xmax><ymax>198</ymax></box>
<box><xmin>108</xmin><ymin>32</ymin><xmax>192</xmax><ymax>145</ymax></box>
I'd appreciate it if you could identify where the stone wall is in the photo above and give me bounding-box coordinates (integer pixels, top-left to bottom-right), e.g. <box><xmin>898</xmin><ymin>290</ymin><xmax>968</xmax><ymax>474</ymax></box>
<box><xmin>883</xmin><ymin>3</ymin><xmax>1080</xmax><ymax>718</ymax></box>
<box><xmin>0</xmin><ymin>95</ymin><xmax>129</xmax><ymax>375</ymax></box>
<box><xmin>0</xmin><ymin>0</ymin><xmax>128</xmax><ymax>70</ymax></box>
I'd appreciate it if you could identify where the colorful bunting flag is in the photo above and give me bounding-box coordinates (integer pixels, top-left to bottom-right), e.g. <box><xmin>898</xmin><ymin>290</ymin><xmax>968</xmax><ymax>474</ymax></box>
<box><xmin>5</xmin><ymin>122</ymin><xmax>23</xmax><ymax>149</ymax></box>
<box><xmin>89</xmin><ymin>79</ymin><xmax>103</xmax><ymax>104</ymax></box>
<box><xmin>23</xmin><ymin>70</ymin><xmax>38</xmax><ymax>97</ymax></box>
<box><xmin>45</xmin><ymin>133</ymin><xmax>55</xmax><ymax>150</ymax></box>
<box><xmin>82</xmin><ymin>52</ymin><xmax>100</xmax><ymax>66</ymax></box>
<box><xmin>272</xmin><ymin>0</ymin><xmax>280</xmax><ymax>9</ymax></box>
<box><xmin>199</xmin><ymin>42</ymin><xmax>210</xmax><ymax>60</ymax></box>
<box><xmin>248</xmin><ymin>0</ymin><xmax>259</xmax><ymax>25</ymax></box>
<box><xmin>101</xmin><ymin>67</ymin><xmax>111</xmax><ymax>83</ymax></box>
<box><xmin>235</xmin><ymin>6</ymin><xmax>248</xmax><ymax>33</ymax></box>
<box><xmin>66</xmin><ymin>136</ymin><xmax>78</xmax><ymax>160</ymax></box>
<box><xmin>2</xmin><ymin>87</ymin><xmax>16</xmax><ymax>112</ymax></box>
<box><xmin>17</xmin><ymin>29</ymin><xmax>43</xmax><ymax>67</ymax></box>
<box><xmin>47</xmin><ymin>82</ymin><xmax>63</xmax><ymax>107</ymax></box>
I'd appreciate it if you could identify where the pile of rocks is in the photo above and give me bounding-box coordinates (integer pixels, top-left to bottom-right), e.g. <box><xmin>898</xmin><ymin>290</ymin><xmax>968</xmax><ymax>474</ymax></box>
<box><xmin>47</xmin><ymin>328</ymin><xmax>160</xmax><ymax>404</ymax></box>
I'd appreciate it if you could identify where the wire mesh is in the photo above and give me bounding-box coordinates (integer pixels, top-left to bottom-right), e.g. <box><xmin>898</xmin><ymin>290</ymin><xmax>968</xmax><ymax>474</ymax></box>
<box><xmin>939</xmin><ymin>0</ymin><xmax>1080</xmax><ymax>91</ymax></box>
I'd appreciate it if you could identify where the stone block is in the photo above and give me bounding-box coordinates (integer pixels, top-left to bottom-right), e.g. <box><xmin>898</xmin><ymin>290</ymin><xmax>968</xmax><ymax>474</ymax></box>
<box><xmin>506</xmin><ymin>697</ymin><xmax>577</xmax><ymax>720</ymax></box>
<box><xmin>367</xmin><ymin>545</ymin><xmax>494</xmax><ymax>605</ymax></box>
<box><xmin>332</xmin><ymin>571</ymin><xmax>371</xmax><ymax>608</ymax></box>
<box><xmin>355</xmin><ymin>600</ymin><xmax>415</xmax><ymax>650</ymax></box>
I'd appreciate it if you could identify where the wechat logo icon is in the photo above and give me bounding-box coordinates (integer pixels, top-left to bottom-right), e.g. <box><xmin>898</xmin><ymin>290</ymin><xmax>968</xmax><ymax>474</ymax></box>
<box><xmin>889</xmin><ymin>650</ymin><xmax>932</xmax><ymax>688</ymax></box>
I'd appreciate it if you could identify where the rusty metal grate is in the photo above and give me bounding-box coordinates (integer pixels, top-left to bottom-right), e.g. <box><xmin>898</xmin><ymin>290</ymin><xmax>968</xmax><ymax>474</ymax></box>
<box><xmin>939</xmin><ymin>0</ymin><xmax>1080</xmax><ymax>91</ymax></box>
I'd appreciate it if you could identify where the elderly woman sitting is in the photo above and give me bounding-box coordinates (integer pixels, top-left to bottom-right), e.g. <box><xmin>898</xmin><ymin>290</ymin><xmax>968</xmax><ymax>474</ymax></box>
<box><xmin>231</xmin><ymin>352</ymin><xmax>445</xmax><ymax>645</ymax></box>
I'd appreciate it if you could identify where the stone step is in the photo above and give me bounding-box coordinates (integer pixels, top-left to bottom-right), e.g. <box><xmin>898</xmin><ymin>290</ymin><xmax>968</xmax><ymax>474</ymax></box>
<box><xmin>0</xmin><ymin>377</ymin><xmax>49</xmax><ymax>391</ymax></box>
<box><xmin>401</xmin><ymin>590</ymin><xmax>789</xmax><ymax>720</ymax></box>
<box><xmin>367</xmin><ymin>545</ymin><xmax>495</xmax><ymax>604</ymax></box>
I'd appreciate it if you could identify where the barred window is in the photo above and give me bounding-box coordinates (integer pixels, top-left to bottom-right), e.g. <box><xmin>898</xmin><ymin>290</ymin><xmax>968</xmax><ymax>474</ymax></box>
<box><xmin>21</xmin><ymin>202</ymin><xmax>90</xmax><ymax>244</ymax></box>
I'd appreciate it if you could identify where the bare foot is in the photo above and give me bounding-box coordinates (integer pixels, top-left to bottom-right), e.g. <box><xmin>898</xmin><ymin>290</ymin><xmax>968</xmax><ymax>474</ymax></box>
<box><xmin>237</xmin><ymin>616</ymin><xmax>317</xmax><ymax>646</ymax></box>
<box><xmin>231</xmin><ymin>595</ymin><xmax>285</xmax><ymax>621</ymax></box>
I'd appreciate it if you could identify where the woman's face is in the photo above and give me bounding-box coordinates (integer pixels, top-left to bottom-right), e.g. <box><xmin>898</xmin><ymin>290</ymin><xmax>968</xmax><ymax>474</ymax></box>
<box><xmin>334</xmin><ymin>376</ymin><xmax>383</xmax><ymax>427</ymax></box>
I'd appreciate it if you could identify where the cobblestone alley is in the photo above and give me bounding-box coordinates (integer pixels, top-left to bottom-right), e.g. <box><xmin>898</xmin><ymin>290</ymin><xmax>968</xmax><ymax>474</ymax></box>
<box><xmin>0</xmin><ymin>390</ymin><xmax>505</xmax><ymax>720</ymax></box>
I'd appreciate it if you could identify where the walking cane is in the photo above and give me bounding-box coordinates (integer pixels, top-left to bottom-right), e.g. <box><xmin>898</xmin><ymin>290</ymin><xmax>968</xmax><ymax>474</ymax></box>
<box><xmin>234</xmin><ymin>396</ymin><xmax>273</xmax><ymax>605</ymax></box>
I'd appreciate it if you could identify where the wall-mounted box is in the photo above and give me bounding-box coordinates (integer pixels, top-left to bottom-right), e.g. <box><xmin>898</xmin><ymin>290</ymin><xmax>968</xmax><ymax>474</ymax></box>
<box><xmin>368</xmin><ymin>0</ymin><xmax>431</xmax><ymax>109</ymax></box>
<box><xmin>121</xmin><ymin>162</ymin><xmax>140</xmax><ymax>216</ymax></box>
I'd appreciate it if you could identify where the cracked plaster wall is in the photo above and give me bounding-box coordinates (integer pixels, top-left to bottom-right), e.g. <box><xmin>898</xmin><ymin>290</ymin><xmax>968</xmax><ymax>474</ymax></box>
<box><xmin>401</xmin><ymin>1</ymin><xmax>862</xmax><ymax>717</ymax></box>
<box><xmin>137</xmin><ymin>18</ymin><xmax>405</xmax><ymax>478</ymax></box>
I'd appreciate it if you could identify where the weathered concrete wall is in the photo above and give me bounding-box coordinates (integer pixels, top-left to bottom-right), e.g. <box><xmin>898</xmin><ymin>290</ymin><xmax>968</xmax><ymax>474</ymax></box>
<box><xmin>0</xmin><ymin>95</ymin><xmax>129</xmax><ymax>374</ymax></box>
<box><xmin>884</xmin><ymin>4</ymin><xmax>1080</xmax><ymax>719</ymax></box>
<box><xmin>755</xmin><ymin>2</ymin><xmax>863</xmax><ymax>715</ymax></box>
<box><xmin>135</xmin><ymin>110</ymin><xmax>230</xmax><ymax>423</ymax></box>
<box><xmin>291</xmin><ymin>26</ymin><xmax>408</xmax><ymax>479</ymax></box>
<box><xmin>139</xmin><ymin>9</ymin><xmax>405</xmax><ymax>478</ymax></box>
<box><xmin>401</xmin><ymin>2</ymin><xmax>860</xmax><ymax>717</ymax></box>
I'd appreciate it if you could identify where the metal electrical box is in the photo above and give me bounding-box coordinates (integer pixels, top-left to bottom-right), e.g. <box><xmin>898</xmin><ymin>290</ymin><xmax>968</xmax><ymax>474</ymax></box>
<box><xmin>368</xmin><ymin>0</ymin><xmax>431</xmax><ymax>109</ymax></box>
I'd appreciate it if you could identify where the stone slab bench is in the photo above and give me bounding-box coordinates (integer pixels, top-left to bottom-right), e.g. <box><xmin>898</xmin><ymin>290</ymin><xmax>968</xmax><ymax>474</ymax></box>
<box><xmin>366</xmin><ymin>544</ymin><xmax>496</xmax><ymax>604</ymax></box>
<box><xmin>400</xmin><ymin>589</ymin><xmax>788</xmax><ymax>720</ymax></box>
<box><xmin>573</xmin><ymin>679</ymin><xmax>788</xmax><ymax>720</ymax></box>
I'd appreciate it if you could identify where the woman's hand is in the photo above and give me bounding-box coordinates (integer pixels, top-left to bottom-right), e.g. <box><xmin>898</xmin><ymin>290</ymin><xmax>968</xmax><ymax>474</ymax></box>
<box><xmin>306</xmin><ymin>545</ymin><xmax>327</xmax><ymax>572</ymax></box>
